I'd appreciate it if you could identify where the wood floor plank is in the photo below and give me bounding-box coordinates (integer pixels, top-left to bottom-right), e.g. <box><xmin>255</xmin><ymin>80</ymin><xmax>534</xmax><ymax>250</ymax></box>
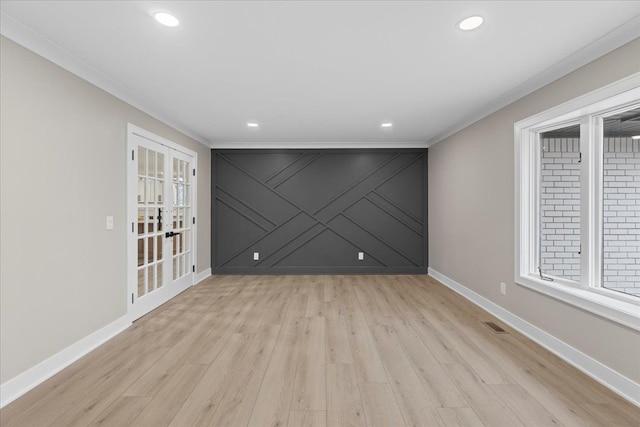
<box><xmin>291</xmin><ymin>316</ymin><xmax>327</xmax><ymax>411</ymax></box>
<box><xmin>326</xmin><ymin>315</ymin><xmax>353</xmax><ymax>364</ymax></box>
<box><xmin>436</xmin><ymin>408</ymin><xmax>485</xmax><ymax>427</ymax></box>
<box><xmin>359</xmin><ymin>382</ymin><xmax>406</xmax><ymax>427</ymax></box>
<box><xmin>49</xmin><ymin>348</ymin><xmax>168</xmax><ymax>426</ymax></box>
<box><xmin>388</xmin><ymin>316</ymin><xmax>468</xmax><ymax>408</ymax></box>
<box><xmin>371</xmin><ymin>324</ymin><xmax>445</xmax><ymax>426</ymax></box>
<box><xmin>4</xmin><ymin>275</ymin><xmax>638</xmax><ymax>427</ymax></box>
<box><xmin>206</xmin><ymin>325</ymin><xmax>280</xmax><ymax>427</ymax></box>
<box><xmin>490</xmin><ymin>384</ymin><xmax>564</xmax><ymax>427</ymax></box>
<box><xmin>343</xmin><ymin>283</ymin><xmax>388</xmax><ymax>384</ymax></box>
<box><xmin>288</xmin><ymin>411</ymin><xmax>327</xmax><ymax>427</ymax></box>
<box><xmin>129</xmin><ymin>363</ymin><xmax>207</xmax><ymax>426</ymax></box>
<box><xmin>168</xmin><ymin>333</ymin><xmax>255</xmax><ymax>427</ymax></box>
<box><xmin>444</xmin><ymin>363</ymin><xmax>525</xmax><ymax>427</ymax></box>
<box><xmin>248</xmin><ymin>319</ymin><xmax>303</xmax><ymax>427</ymax></box>
<box><xmin>326</xmin><ymin>364</ymin><xmax>366</xmax><ymax>427</ymax></box>
<box><xmin>578</xmin><ymin>402</ymin><xmax>640</xmax><ymax>427</ymax></box>
<box><xmin>87</xmin><ymin>397</ymin><xmax>151</xmax><ymax>427</ymax></box>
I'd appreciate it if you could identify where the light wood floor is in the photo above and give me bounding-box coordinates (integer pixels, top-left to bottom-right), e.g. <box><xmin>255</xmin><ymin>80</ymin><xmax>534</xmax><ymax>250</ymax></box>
<box><xmin>2</xmin><ymin>275</ymin><xmax>639</xmax><ymax>426</ymax></box>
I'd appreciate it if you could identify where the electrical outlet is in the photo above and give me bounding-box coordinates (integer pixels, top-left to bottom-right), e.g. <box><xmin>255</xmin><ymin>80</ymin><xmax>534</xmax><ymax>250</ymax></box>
<box><xmin>358</xmin><ymin>252</ymin><xmax>364</xmax><ymax>261</ymax></box>
<box><xmin>106</xmin><ymin>216</ymin><xmax>114</xmax><ymax>230</ymax></box>
<box><xmin>500</xmin><ymin>282</ymin><xmax>507</xmax><ymax>295</ymax></box>
<box><xmin>253</xmin><ymin>252</ymin><xmax>259</xmax><ymax>261</ymax></box>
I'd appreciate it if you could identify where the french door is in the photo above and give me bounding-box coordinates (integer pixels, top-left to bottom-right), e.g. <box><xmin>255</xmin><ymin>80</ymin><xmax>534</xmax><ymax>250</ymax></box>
<box><xmin>127</xmin><ymin>126</ymin><xmax>196</xmax><ymax>320</ymax></box>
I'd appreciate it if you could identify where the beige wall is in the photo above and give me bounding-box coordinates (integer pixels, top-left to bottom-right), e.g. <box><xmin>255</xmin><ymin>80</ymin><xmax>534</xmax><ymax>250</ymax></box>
<box><xmin>0</xmin><ymin>36</ymin><xmax>211</xmax><ymax>384</ymax></box>
<box><xmin>429</xmin><ymin>38</ymin><xmax>640</xmax><ymax>383</ymax></box>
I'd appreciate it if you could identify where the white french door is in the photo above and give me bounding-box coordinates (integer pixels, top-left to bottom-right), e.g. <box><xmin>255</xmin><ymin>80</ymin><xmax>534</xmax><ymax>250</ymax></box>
<box><xmin>127</xmin><ymin>125</ymin><xmax>196</xmax><ymax>320</ymax></box>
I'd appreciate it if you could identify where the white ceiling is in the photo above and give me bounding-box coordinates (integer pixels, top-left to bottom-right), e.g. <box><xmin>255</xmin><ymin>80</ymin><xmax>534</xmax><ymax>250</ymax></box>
<box><xmin>1</xmin><ymin>1</ymin><xmax>639</xmax><ymax>148</ymax></box>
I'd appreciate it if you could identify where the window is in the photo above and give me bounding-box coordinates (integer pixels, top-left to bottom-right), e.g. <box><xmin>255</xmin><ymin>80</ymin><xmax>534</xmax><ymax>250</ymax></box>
<box><xmin>515</xmin><ymin>74</ymin><xmax>640</xmax><ymax>331</ymax></box>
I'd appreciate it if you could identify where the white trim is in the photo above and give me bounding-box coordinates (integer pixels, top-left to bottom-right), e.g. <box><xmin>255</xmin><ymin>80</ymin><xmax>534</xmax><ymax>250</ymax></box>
<box><xmin>428</xmin><ymin>15</ymin><xmax>640</xmax><ymax>147</ymax></box>
<box><xmin>210</xmin><ymin>141</ymin><xmax>429</xmax><ymax>149</ymax></box>
<box><xmin>0</xmin><ymin>12</ymin><xmax>212</xmax><ymax>148</ymax></box>
<box><xmin>514</xmin><ymin>77</ymin><xmax>640</xmax><ymax>331</ymax></box>
<box><xmin>195</xmin><ymin>268</ymin><xmax>212</xmax><ymax>285</ymax></box>
<box><xmin>0</xmin><ymin>315</ymin><xmax>130</xmax><ymax>408</ymax></box>
<box><xmin>128</xmin><ymin>124</ymin><xmax>199</xmax><ymax>158</ymax></box>
<box><xmin>428</xmin><ymin>268</ymin><xmax>640</xmax><ymax>408</ymax></box>
<box><xmin>126</xmin><ymin>124</ymin><xmax>198</xmax><ymax>322</ymax></box>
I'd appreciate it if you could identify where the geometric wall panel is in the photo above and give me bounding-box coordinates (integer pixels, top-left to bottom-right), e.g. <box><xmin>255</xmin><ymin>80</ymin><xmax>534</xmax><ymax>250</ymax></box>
<box><xmin>212</xmin><ymin>149</ymin><xmax>428</xmax><ymax>274</ymax></box>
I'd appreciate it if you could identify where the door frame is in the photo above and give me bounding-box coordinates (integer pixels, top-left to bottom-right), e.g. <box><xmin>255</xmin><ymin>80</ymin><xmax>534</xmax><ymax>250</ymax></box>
<box><xmin>126</xmin><ymin>123</ymin><xmax>198</xmax><ymax>321</ymax></box>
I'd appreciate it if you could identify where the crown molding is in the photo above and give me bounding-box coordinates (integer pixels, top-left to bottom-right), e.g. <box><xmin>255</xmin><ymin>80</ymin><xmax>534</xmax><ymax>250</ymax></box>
<box><xmin>210</xmin><ymin>141</ymin><xmax>429</xmax><ymax>149</ymax></box>
<box><xmin>0</xmin><ymin>12</ymin><xmax>212</xmax><ymax>148</ymax></box>
<box><xmin>427</xmin><ymin>15</ymin><xmax>640</xmax><ymax>147</ymax></box>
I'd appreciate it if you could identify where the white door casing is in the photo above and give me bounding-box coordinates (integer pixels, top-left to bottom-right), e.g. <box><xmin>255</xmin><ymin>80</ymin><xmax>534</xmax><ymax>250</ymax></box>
<box><xmin>126</xmin><ymin>124</ymin><xmax>197</xmax><ymax>321</ymax></box>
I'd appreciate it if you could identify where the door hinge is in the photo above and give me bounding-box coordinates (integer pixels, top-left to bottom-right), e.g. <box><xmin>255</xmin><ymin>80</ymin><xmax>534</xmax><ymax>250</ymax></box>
<box><xmin>193</xmin><ymin>168</ymin><xmax>196</xmax><ymax>176</ymax></box>
<box><xmin>192</xmin><ymin>265</ymin><xmax>195</xmax><ymax>273</ymax></box>
<box><xmin>192</xmin><ymin>217</ymin><xmax>196</xmax><ymax>225</ymax></box>
<box><xmin>578</xmin><ymin>152</ymin><xmax>582</xmax><ymax>163</ymax></box>
<box><xmin>132</xmin><ymin>150</ymin><xmax>135</xmax><ymax>161</ymax></box>
<box><xmin>132</xmin><ymin>293</ymin><xmax>134</xmax><ymax>304</ymax></box>
<box><xmin>132</xmin><ymin>222</ymin><xmax>134</xmax><ymax>233</ymax></box>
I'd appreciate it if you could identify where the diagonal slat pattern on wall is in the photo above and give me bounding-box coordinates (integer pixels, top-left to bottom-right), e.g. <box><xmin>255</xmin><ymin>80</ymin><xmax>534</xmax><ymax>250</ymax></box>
<box><xmin>212</xmin><ymin>149</ymin><xmax>427</xmax><ymax>274</ymax></box>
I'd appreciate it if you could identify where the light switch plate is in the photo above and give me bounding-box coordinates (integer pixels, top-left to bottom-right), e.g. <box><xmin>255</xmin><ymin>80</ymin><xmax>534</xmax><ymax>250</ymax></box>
<box><xmin>358</xmin><ymin>252</ymin><xmax>364</xmax><ymax>261</ymax></box>
<box><xmin>106</xmin><ymin>216</ymin><xmax>114</xmax><ymax>230</ymax></box>
<box><xmin>253</xmin><ymin>252</ymin><xmax>260</xmax><ymax>261</ymax></box>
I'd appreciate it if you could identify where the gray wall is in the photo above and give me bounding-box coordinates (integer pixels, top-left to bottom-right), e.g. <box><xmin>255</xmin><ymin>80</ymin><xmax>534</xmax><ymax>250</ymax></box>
<box><xmin>212</xmin><ymin>149</ymin><xmax>427</xmax><ymax>274</ymax></box>
<box><xmin>428</xmin><ymin>37</ymin><xmax>640</xmax><ymax>383</ymax></box>
<box><xmin>0</xmin><ymin>36</ymin><xmax>211</xmax><ymax>384</ymax></box>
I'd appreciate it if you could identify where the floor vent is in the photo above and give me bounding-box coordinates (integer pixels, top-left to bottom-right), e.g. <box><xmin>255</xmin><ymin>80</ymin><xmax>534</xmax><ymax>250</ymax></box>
<box><xmin>484</xmin><ymin>321</ymin><xmax>508</xmax><ymax>334</ymax></box>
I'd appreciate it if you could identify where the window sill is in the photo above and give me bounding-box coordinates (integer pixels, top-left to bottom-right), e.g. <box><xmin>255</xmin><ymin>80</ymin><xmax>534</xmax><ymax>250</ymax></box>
<box><xmin>516</xmin><ymin>275</ymin><xmax>640</xmax><ymax>332</ymax></box>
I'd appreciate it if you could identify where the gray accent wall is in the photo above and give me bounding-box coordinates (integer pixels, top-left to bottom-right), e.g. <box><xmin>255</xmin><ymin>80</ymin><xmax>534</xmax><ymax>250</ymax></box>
<box><xmin>212</xmin><ymin>149</ymin><xmax>428</xmax><ymax>274</ymax></box>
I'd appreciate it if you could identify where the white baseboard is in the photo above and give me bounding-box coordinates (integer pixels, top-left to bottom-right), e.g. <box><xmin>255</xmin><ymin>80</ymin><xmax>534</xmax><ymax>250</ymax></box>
<box><xmin>0</xmin><ymin>315</ymin><xmax>131</xmax><ymax>408</ymax></box>
<box><xmin>195</xmin><ymin>268</ymin><xmax>212</xmax><ymax>285</ymax></box>
<box><xmin>428</xmin><ymin>267</ymin><xmax>640</xmax><ymax>408</ymax></box>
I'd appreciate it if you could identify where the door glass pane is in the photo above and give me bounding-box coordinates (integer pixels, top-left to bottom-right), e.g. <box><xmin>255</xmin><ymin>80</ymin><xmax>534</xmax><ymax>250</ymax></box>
<box><xmin>146</xmin><ymin>179</ymin><xmax>155</xmax><ymax>205</ymax></box>
<box><xmin>177</xmin><ymin>184</ymin><xmax>184</xmax><ymax>206</ymax></box>
<box><xmin>157</xmin><ymin>235</ymin><xmax>163</xmax><ymax>260</ymax></box>
<box><xmin>173</xmin><ymin>234</ymin><xmax>178</xmax><ymax>256</ymax></box>
<box><xmin>179</xmin><ymin>160</ymin><xmax>185</xmax><ymax>182</ymax></box>
<box><xmin>157</xmin><ymin>262</ymin><xmax>163</xmax><ymax>288</ymax></box>
<box><xmin>138</xmin><ymin>268</ymin><xmax>146</xmax><ymax>296</ymax></box>
<box><xmin>173</xmin><ymin>158</ymin><xmax>179</xmax><ymax>181</ymax></box>
<box><xmin>137</xmin><ymin>208</ymin><xmax>145</xmax><ymax>234</ymax></box>
<box><xmin>148</xmin><ymin>265</ymin><xmax>156</xmax><ymax>291</ymax></box>
<box><xmin>138</xmin><ymin>147</ymin><xmax>147</xmax><ymax>176</ymax></box>
<box><xmin>184</xmin><ymin>230</ymin><xmax>190</xmax><ymax>254</ymax></box>
<box><xmin>173</xmin><ymin>208</ymin><xmax>178</xmax><ymax>230</ymax></box>
<box><xmin>157</xmin><ymin>153</ymin><xmax>165</xmax><ymax>178</ymax></box>
<box><xmin>148</xmin><ymin>150</ymin><xmax>156</xmax><ymax>178</ymax></box>
<box><xmin>147</xmin><ymin>208</ymin><xmax>155</xmax><ymax>233</ymax></box>
<box><xmin>539</xmin><ymin>125</ymin><xmax>581</xmax><ymax>282</ymax></box>
<box><xmin>185</xmin><ymin>162</ymin><xmax>190</xmax><ymax>184</ymax></box>
<box><xmin>148</xmin><ymin>237</ymin><xmax>155</xmax><ymax>264</ymax></box>
<box><xmin>157</xmin><ymin>180</ymin><xmax>164</xmax><ymax>205</ymax></box>
<box><xmin>602</xmin><ymin>107</ymin><xmax>640</xmax><ymax>297</ymax></box>
<box><xmin>137</xmin><ymin>238</ymin><xmax>145</xmax><ymax>267</ymax></box>
<box><xmin>138</xmin><ymin>178</ymin><xmax>145</xmax><ymax>204</ymax></box>
<box><xmin>173</xmin><ymin>257</ymin><xmax>178</xmax><ymax>280</ymax></box>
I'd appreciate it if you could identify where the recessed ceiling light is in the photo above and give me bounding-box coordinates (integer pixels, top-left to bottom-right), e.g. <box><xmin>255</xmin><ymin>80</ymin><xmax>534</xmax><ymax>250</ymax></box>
<box><xmin>632</xmin><ymin>135</ymin><xmax>640</xmax><ymax>139</ymax></box>
<box><xmin>381</xmin><ymin>122</ymin><xmax>393</xmax><ymax>128</ymax></box>
<box><xmin>154</xmin><ymin>12</ymin><xmax>179</xmax><ymax>27</ymax></box>
<box><xmin>458</xmin><ymin>16</ymin><xmax>484</xmax><ymax>31</ymax></box>
<box><xmin>247</xmin><ymin>122</ymin><xmax>259</xmax><ymax>128</ymax></box>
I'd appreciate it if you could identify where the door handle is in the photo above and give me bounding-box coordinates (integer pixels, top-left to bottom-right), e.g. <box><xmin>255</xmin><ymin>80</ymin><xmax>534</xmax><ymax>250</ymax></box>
<box><xmin>165</xmin><ymin>231</ymin><xmax>181</xmax><ymax>238</ymax></box>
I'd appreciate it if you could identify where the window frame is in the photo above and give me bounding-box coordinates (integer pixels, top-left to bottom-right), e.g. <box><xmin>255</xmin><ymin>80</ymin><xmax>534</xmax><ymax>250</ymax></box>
<box><xmin>515</xmin><ymin>73</ymin><xmax>640</xmax><ymax>331</ymax></box>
